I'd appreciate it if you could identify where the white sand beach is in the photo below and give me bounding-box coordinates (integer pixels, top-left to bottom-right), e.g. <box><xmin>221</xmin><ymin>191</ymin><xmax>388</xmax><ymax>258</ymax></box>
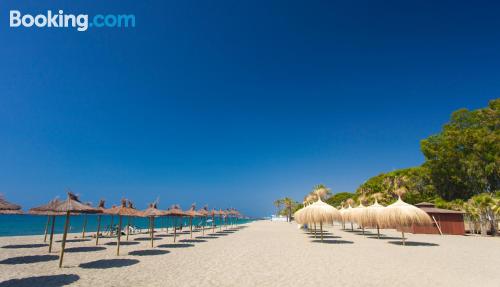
<box><xmin>1</xmin><ymin>221</ymin><xmax>499</xmax><ymax>287</ymax></box>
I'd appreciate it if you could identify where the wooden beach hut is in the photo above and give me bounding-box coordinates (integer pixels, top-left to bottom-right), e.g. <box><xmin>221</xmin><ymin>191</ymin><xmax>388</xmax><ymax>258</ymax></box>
<box><xmin>400</xmin><ymin>202</ymin><xmax>465</xmax><ymax>235</ymax></box>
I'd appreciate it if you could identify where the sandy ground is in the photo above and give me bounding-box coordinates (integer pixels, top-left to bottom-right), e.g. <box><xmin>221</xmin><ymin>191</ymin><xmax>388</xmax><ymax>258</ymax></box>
<box><xmin>1</xmin><ymin>221</ymin><xmax>500</xmax><ymax>287</ymax></box>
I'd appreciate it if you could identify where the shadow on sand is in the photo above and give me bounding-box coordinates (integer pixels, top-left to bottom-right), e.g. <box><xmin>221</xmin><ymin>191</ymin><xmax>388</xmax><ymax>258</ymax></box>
<box><xmin>65</xmin><ymin>246</ymin><xmax>106</xmax><ymax>253</ymax></box>
<box><xmin>310</xmin><ymin>240</ymin><xmax>354</xmax><ymax>244</ymax></box>
<box><xmin>367</xmin><ymin>236</ymin><xmax>401</xmax><ymax>240</ymax></box>
<box><xmin>133</xmin><ymin>237</ymin><xmax>161</xmax><ymax>241</ymax></box>
<box><xmin>55</xmin><ymin>239</ymin><xmax>90</xmax><ymax>243</ymax></box>
<box><xmin>308</xmin><ymin>235</ymin><xmax>341</xmax><ymax>239</ymax></box>
<box><xmin>128</xmin><ymin>249</ymin><xmax>170</xmax><ymax>256</ymax></box>
<box><xmin>388</xmin><ymin>241</ymin><xmax>439</xmax><ymax>247</ymax></box>
<box><xmin>0</xmin><ymin>255</ymin><xmax>58</xmax><ymax>265</ymax></box>
<box><xmin>0</xmin><ymin>274</ymin><xmax>79</xmax><ymax>287</ymax></box>
<box><xmin>196</xmin><ymin>236</ymin><xmax>217</xmax><ymax>239</ymax></box>
<box><xmin>79</xmin><ymin>259</ymin><xmax>139</xmax><ymax>269</ymax></box>
<box><xmin>1</xmin><ymin>244</ymin><xmax>47</xmax><ymax>249</ymax></box>
<box><xmin>104</xmin><ymin>241</ymin><xmax>140</xmax><ymax>246</ymax></box>
<box><xmin>179</xmin><ymin>239</ymin><xmax>207</xmax><ymax>243</ymax></box>
<box><xmin>157</xmin><ymin>243</ymin><xmax>194</xmax><ymax>248</ymax></box>
<box><xmin>208</xmin><ymin>233</ymin><xmax>228</xmax><ymax>237</ymax></box>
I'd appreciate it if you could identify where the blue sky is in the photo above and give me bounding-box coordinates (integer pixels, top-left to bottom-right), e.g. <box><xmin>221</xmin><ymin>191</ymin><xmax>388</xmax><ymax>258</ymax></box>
<box><xmin>1</xmin><ymin>1</ymin><xmax>499</xmax><ymax>216</ymax></box>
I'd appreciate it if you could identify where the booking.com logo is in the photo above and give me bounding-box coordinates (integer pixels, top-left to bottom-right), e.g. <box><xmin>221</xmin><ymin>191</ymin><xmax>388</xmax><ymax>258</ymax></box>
<box><xmin>9</xmin><ymin>10</ymin><xmax>135</xmax><ymax>32</ymax></box>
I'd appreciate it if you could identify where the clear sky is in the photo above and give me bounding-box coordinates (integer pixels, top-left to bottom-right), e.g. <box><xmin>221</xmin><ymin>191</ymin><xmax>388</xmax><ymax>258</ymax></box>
<box><xmin>1</xmin><ymin>1</ymin><xmax>499</xmax><ymax>216</ymax></box>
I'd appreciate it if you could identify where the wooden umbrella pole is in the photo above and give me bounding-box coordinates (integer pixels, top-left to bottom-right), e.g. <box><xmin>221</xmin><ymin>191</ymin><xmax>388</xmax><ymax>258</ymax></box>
<box><xmin>126</xmin><ymin>216</ymin><xmax>130</xmax><ymax>241</ymax></box>
<box><xmin>110</xmin><ymin>215</ymin><xmax>114</xmax><ymax>236</ymax></box>
<box><xmin>220</xmin><ymin>216</ymin><xmax>222</xmax><ymax>231</ymax></box>
<box><xmin>362</xmin><ymin>226</ymin><xmax>365</xmax><ymax>235</ymax></box>
<box><xmin>48</xmin><ymin>215</ymin><xmax>56</xmax><ymax>253</ymax></box>
<box><xmin>202</xmin><ymin>216</ymin><xmax>205</xmax><ymax>235</ymax></box>
<box><xmin>116</xmin><ymin>215</ymin><xmax>122</xmax><ymax>255</ymax></box>
<box><xmin>151</xmin><ymin>217</ymin><xmax>155</xmax><ymax>248</ymax></box>
<box><xmin>377</xmin><ymin>225</ymin><xmax>380</xmax><ymax>239</ymax></box>
<box><xmin>190</xmin><ymin>217</ymin><xmax>193</xmax><ymax>239</ymax></box>
<box><xmin>173</xmin><ymin>217</ymin><xmax>177</xmax><ymax>243</ymax></box>
<box><xmin>351</xmin><ymin>222</ymin><xmax>353</xmax><ymax>231</ymax></box>
<box><xmin>43</xmin><ymin>215</ymin><xmax>50</xmax><ymax>242</ymax></box>
<box><xmin>96</xmin><ymin>215</ymin><xmax>102</xmax><ymax>245</ymax></box>
<box><xmin>58</xmin><ymin>211</ymin><xmax>70</xmax><ymax>268</ymax></box>
<box><xmin>212</xmin><ymin>215</ymin><xmax>215</xmax><ymax>233</ymax></box>
<box><xmin>401</xmin><ymin>230</ymin><xmax>405</xmax><ymax>246</ymax></box>
<box><xmin>82</xmin><ymin>214</ymin><xmax>87</xmax><ymax>238</ymax></box>
<box><xmin>166</xmin><ymin>216</ymin><xmax>169</xmax><ymax>234</ymax></box>
<box><xmin>320</xmin><ymin>222</ymin><xmax>323</xmax><ymax>242</ymax></box>
<box><xmin>314</xmin><ymin>223</ymin><xmax>317</xmax><ymax>238</ymax></box>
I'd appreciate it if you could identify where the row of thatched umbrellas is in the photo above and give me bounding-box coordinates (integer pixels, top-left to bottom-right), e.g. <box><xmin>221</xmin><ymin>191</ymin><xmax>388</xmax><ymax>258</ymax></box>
<box><xmin>0</xmin><ymin>193</ymin><xmax>241</xmax><ymax>268</ymax></box>
<box><xmin>294</xmin><ymin>195</ymin><xmax>432</xmax><ymax>245</ymax></box>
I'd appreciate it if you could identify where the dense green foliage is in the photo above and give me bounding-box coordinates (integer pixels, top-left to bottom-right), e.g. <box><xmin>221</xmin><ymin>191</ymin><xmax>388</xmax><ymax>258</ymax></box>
<box><xmin>421</xmin><ymin>99</ymin><xmax>499</xmax><ymax>200</ymax></box>
<box><xmin>356</xmin><ymin>167</ymin><xmax>437</xmax><ymax>205</ymax></box>
<box><xmin>325</xmin><ymin>192</ymin><xmax>355</xmax><ymax>207</ymax></box>
<box><xmin>357</xmin><ymin>99</ymin><xmax>499</xmax><ymax>204</ymax></box>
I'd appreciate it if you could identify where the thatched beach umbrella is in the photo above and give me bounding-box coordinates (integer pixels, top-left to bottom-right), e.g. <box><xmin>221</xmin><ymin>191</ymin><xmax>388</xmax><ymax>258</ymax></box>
<box><xmin>142</xmin><ymin>202</ymin><xmax>164</xmax><ymax>247</ymax></box>
<box><xmin>0</xmin><ymin>195</ymin><xmax>22</xmax><ymax>215</ymax></box>
<box><xmin>339</xmin><ymin>206</ymin><xmax>346</xmax><ymax>229</ymax></box>
<box><xmin>197</xmin><ymin>205</ymin><xmax>210</xmax><ymax>235</ymax></box>
<box><xmin>344</xmin><ymin>204</ymin><xmax>355</xmax><ymax>231</ymax></box>
<box><xmin>80</xmin><ymin>202</ymin><xmax>93</xmax><ymax>239</ymax></box>
<box><xmin>218</xmin><ymin>208</ymin><xmax>227</xmax><ymax>231</ymax></box>
<box><xmin>165</xmin><ymin>205</ymin><xmax>186</xmax><ymax>242</ymax></box>
<box><xmin>293</xmin><ymin>202</ymin><xmax>309</xmax><ymax>225</ymax></box>
<box><xmin>210</xmin><ymin>208</ymin><xmax>219</xmax><ymax>233</ymax></box>
<box><xmin>185</xmin><ymin>204</ymin><xmax>203</xmax><ymax>239</ymax></box>
<box><xmin>49</xmin><ymin>192</ymin><xmax>100</xmax><ymax>268</ymax></box>
<box><xmin>352</xmin><ymin>201</ymin><xmax>367</xmax><ymax>234</ymax></box>
<box><xmin>28</xmin><ymin>199</ymin><xmax>63</xmax><ymax>252</ymax></box>
<box><xmin>125</xmin><ymin>201</ymin><xmax>139</xmax><ymax>241</ymax></box>
<box><xmin>379</xmin><ymin>193</ymin><xmax>432</xmax><ymax>245</ymax></box>
<box><xmin>94</xmin><ymin>200</ymin><xmax>106</xmax><ymax>245</ymax></box>
<box><xmin>105</xmin><ymin>199</ymin><xmax>140</xmax><ymax>255</ymax></box>
<box><xmin>360</xmin><ymin>199</ymin><xmax>385</xmax><ymax>239</ymax></box>
<box><xmin>301</xmin><ymin>198</ymin><xmax>341</xmax><ymax>241</ymax></box>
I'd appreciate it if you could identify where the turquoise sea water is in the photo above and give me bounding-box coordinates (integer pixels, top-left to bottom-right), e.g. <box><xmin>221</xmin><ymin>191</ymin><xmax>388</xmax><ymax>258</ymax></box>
<box><xmin>0</xmin><ymin>215</ymin><xmax>253</xmax><ymax>237</ymax></box>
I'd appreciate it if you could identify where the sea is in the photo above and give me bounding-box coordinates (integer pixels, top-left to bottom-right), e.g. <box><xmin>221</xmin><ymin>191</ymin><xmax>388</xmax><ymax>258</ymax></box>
<box><xmin>0</xmin><ymin>214</ymin><xmax>254</xmax><ymax>237</ymax></box>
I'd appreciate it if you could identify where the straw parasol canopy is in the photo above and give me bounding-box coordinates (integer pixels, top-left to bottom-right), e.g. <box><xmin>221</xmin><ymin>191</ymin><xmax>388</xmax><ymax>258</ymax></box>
<box><xmin>165</xmin><ymin>204</ymin><xmax>186</xmax><ymax>242</ymax></box>
<box><xmin>359</xmin><ymin>199</ymin><xmax>385</xmax><ymax>238</ymax></box>
<box><xmin>338</xmin><ymin>205</ymin><xmax>346</xmax><ymax>228</ymax></box>
<box><xmin>142</xmin><ymin>202</ymin><xmax>164</xmax><ymax>247</ymax></box>
<box><xmin>197</xmin><ymin>205</ymin><xmax>210</xmax><ymax>217</ymax></box>
<box><xmin>379</xmin><ymin>189</ymin><xmax>432</xmax><ymax>245</ymax></box>
<box><xmin>0</xmin><ymin>195</ymin><xmax>23</xmax><ymax>214</ymax></box>
<box><xmin>209</xmin><ymin>208</ymin><xmax>219</xmax><ymax>232</ymax></box>
<box><xmin>218</xmin><ymin>208</ymin><xmax>227</xmax><ymax>230</ymax></box>
<box><xmin>50</xmin><ymin>192</ymin><xmax>101</xmax><ymax>268</ymax></box>
<box><xmin>185</xmin><ymin>204</ymin><xmax>203</xmax><ymax>238</ymax></box>
<box><xmin>343</xmin><ymin>202</ymin><xmax>355</xmax><ymax>231</ymax></box>
<box><xmin>197</xmin><ymin>205</ymin><xmax>210</xmax><ymax>235</ymax></box>
<box><xmin>29</xmin><ymin>199</ymin><xmax>64</xmax><ymax>215</ymax></box>
<box><xmin>293</xmin><ymin>202</ymin><xmax>309</xmax><ymax>225</ymax></box>
<box><xmin>352</xmin><ymin>201</ymin><xmax>367</xmax><ymax>234</ymax></box>
<box><xmin>29</xmin><ymin>198</ymin><xmax>64</xmax><ymax>252</ymax></box>
<box><xmin>105</xmin><ymin>199</ymin><xmax>141</xmax><ymax>255</ymax></box>
<box><xmin>300</xmin><ymin>197</ymin><xmax>341</xmax><ymax>241</ymax></box>
<box><xmin>94</xmin><ymin>200</ymin><xmax>106</xmax><ymax>245</ymax></box>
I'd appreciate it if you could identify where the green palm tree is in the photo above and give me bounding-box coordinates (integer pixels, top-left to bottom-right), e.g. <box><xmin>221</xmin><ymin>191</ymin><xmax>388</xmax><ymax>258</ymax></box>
<box><xmin>312</xmin><ymin>184</ymin><xmax>331</xmax><ymax>200</ymax></box>
<box><xmin>282</xmin><ymin>197</ymin><xmax>294</xmax><ymax>222</ymax></box>
<box><xmin>273</xmin><ymin>199</ymin><xmax>283</xmax><ymax>217</ymax></box>
<box><xmin>470</xmin><ymin>193</ymin><xmax>497</xmax><ymax>236</ymax></box>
